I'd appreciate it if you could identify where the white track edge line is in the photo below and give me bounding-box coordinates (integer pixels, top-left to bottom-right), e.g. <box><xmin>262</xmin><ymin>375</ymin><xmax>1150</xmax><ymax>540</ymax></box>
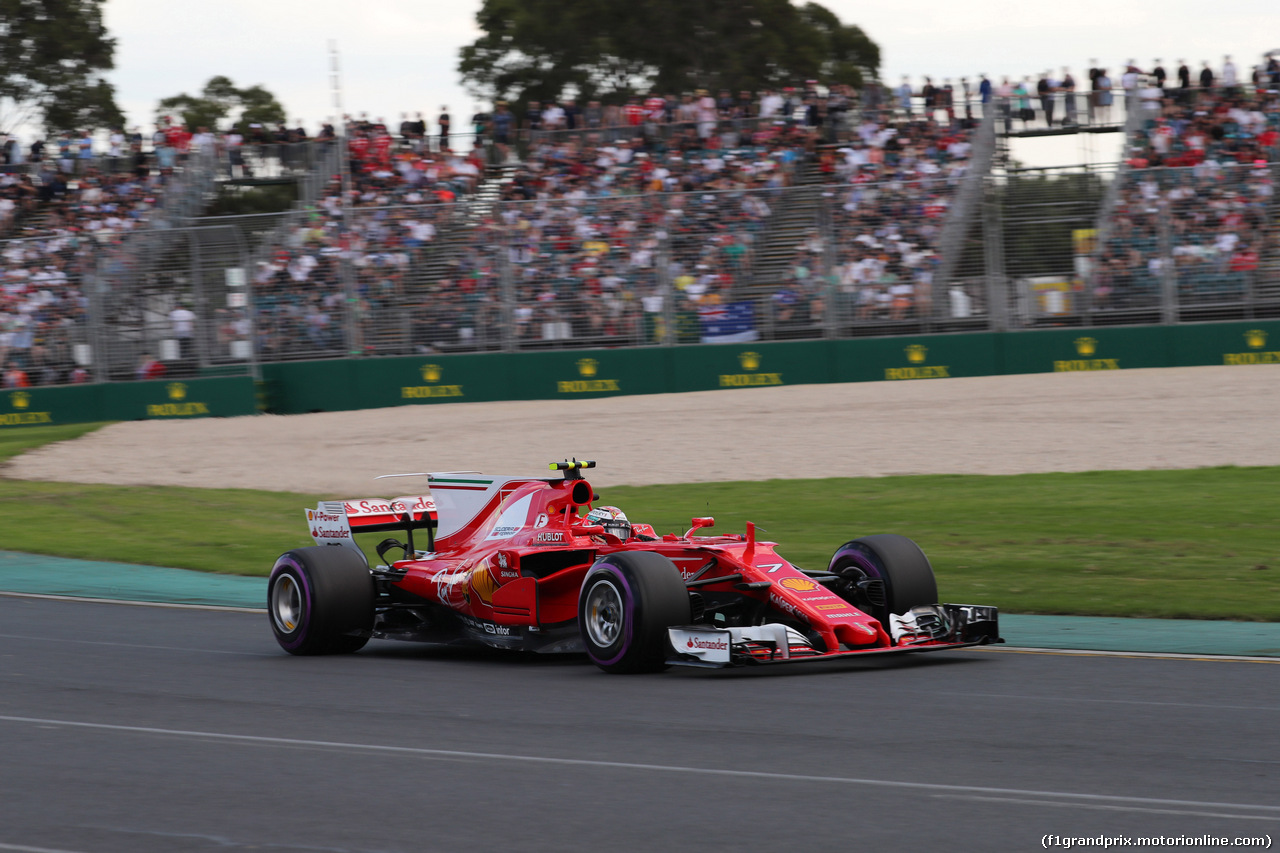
<box><xmin>0</xmin><ymin>590</ymin><xmax>263</xmax><ymax>613</ymax></box>
<box><xmin>983</xmin><ymin>645</ymin><xmax>1280</xmax><ymax>663</ymax></box>
<box><xmin>2</xmin><ymin>593</ymin><xmax>1277</xmax><ymax>661</ymax></box>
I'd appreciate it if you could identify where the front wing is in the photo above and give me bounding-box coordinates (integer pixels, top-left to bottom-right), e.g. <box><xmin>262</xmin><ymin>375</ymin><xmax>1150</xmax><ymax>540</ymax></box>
<box><xmin>667</xmin><ymin>604</ymin><xmax>1002</xmax><ymax>668</ymax></box>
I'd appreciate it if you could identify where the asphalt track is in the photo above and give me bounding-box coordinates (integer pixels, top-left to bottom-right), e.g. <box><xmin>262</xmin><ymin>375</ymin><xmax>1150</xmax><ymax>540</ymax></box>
<box><xmin>1</xmin><ymin>596</ymin><xmax>1277</xmax><ymax>852</ymax></box>
<box><xmin>7</xmin><ymin>550</ymin><xmax>1280</xmax><ymax>656</ymax></box>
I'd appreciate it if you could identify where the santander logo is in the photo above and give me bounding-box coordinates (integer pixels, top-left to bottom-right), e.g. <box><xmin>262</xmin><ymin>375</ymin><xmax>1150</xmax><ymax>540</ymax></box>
<box><xmin>687</xmin><ymin>637</ymin><xmax>728</xmax><ymax>651</ymax></box>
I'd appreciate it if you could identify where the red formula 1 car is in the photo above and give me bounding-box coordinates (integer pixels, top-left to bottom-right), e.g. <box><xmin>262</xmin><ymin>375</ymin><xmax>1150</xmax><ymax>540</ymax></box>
<box><xmin>268</xmin><ymin>461</ymin><xmax>1001</xmax><ymax>672</ymax></box>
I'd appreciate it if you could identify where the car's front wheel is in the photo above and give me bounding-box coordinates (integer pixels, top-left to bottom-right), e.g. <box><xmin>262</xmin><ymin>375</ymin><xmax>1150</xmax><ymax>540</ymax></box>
<box><xmin>268</xmin><ymin>546</ymin><xmax>374</xmax><ymax>655</ymax></box>
<box><xmin>579</xmin><ymin>552</ymin><xmax>690</xmax><ymax>674</ymax></box>
<box><xmin>828</xmin><ymin>534</ymin><xmax>938</xmax><ymax>627</ymax></box>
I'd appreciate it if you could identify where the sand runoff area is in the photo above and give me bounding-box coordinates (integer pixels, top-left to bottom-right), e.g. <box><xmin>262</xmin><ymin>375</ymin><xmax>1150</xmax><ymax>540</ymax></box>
<box><xmin>5</xmin><ymin>364</ymin><xmax>1279</xmax><ymax>497</ymax></box>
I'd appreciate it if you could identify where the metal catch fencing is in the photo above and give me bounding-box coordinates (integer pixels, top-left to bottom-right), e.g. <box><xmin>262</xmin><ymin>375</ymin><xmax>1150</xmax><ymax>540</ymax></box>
<box><xmin>1</xmin><ymin>226</ymin><xmax>254</xmax><ymax>386</ymax></box>
<box><xmin>4</xmin><ymin>163</ymin><xmax>1278</xmax><ymax>386</ymax></box>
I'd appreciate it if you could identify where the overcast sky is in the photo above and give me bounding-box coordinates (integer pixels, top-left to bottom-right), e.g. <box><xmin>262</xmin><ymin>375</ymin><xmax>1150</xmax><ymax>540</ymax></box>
<box><xmin>94</xmin><ymin>0</ymin><xmax>1279</xmax><ymax>165</ymax></box>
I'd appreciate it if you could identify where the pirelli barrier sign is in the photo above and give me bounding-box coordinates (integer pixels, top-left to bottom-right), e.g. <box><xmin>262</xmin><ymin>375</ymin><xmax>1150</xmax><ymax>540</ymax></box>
<box><xmin>1</xmin><ymin>377</ymin><xmax>257</xmax><ymax>428</ymax></box>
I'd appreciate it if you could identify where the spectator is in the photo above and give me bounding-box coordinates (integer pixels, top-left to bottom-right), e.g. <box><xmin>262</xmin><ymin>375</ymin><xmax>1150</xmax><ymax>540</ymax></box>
<box><xmin>1062</xmin><ymin>68</ymin><xmax>1078</xmax><ymax>124</ymax></box>
<box><xmin>438</xmin><ymin>106</ymin><xmax>451</xmax><ymax>151</ymax></box>
<box><xmin>1096</xmin><ymin>70</ymin><xmax>1114</xmax><ymax>122</ymax></box>
<box><xmin>170</xmin><ymin>301</ymin><xmax>196</xmax><ymax>359</ymax></box>
<box><xmin>1222</xmin><ymin>55</ymin><xmax>1238</xmax><ymax>90</ymax></box>
<box><xmin>136</xmin><ymin>353</ymin><xmax>165</xmax><ymax>380</ymax></box>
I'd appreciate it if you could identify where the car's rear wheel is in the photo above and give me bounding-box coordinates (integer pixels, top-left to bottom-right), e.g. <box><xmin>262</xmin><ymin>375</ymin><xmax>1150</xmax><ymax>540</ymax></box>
<box><xmin>268</xmin><ymin>546</ymin><xmax>374</xmax><ymax>655</ymax></box>
<box><xmin>828</xmin><ymin>534</ymin><xmax>938</xmax><ymax>626</ymax></box>
<box><xmin>579</xmin><ymin>552</ymin><xmax>690</xmax><ymax>674</ymax></box>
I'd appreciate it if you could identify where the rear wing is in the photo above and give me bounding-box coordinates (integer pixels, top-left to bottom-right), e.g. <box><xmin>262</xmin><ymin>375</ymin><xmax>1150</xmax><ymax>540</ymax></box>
<box><xmin>306</xmin><ymin>495</ymin><xmax>438</xmax><ymax>556</ymax></box>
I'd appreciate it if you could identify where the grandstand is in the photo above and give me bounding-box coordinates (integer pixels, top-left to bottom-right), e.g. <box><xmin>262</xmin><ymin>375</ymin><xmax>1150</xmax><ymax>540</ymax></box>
<box><xmin>3</xmin><ymin>78</ymin><xmax>1278</xmax><ymax>388</ymax></box>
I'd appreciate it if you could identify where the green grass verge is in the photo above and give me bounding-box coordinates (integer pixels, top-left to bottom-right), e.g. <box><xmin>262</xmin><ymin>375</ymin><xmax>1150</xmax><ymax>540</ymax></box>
<box><xmin>1</xmin><ymin>424</ymin><xmax>1277</xmax><ymax>620</ymax></box>
<box><xmin>606</xmin><ymin>470</ymin><xmax>1280</xmax><ymax>621</ymax></box>
<box><xmin>0</xmin><ymin>422</ymin><xmax>111</xmax><ymax>464</ymax></box>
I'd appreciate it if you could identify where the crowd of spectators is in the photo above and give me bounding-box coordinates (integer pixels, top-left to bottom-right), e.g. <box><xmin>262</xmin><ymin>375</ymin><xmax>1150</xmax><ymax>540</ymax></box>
<box><xmin>1</xmin><ymin>232</ymin><xmax>93</xmax><ymax>387</ymax></box>
<box><xmin>1094</xmin><ymin>162</ymin><xmax>1273</xmax><ymax>308</ymax></box>
<box><xmin>249</xmin><ymin>118</ymin><xmax>489</xmax><ymax>358</ymax></box>
<box><xmin>252</xmin><ymin>104</ymin><xmax>822</xmax><ymax>356</ymax></box>
<box><xmin>763</xmin><ymin>104</ymin><xmax>978</xmax><ymax>334</ymax></box>
<box><xmin>1090</xmin><ymin>76</ymin><xmax>1279</xmax><ymax>309</ymax></box>
<box><xmin>1126</xmin><ymin>86</ymin><xmax>1280</xmax><ymax>169</ymax></box>
<box><xmin>7</xmin><ymin>55</ymin><xmax>1280</xmax><ymax>376</ymax></box>
<box><xmin>1</xmin><ymin>163</ymin><xmax>191</xmax><ymax>386</ymax></box>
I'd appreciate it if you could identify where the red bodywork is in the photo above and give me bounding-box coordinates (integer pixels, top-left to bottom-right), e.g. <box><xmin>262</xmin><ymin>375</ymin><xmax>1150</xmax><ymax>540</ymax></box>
<box><xmin>319</xmin><ymin>469</ymin><xmax>994</xmax><ymax>663</ymax></box>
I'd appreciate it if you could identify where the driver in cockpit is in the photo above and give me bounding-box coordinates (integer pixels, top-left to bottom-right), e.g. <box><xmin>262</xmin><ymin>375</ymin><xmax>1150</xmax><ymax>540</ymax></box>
<box><xmin>583</xmin><ymin>505</ymin><xmax>657</xmax><ymax>541</ymax></box>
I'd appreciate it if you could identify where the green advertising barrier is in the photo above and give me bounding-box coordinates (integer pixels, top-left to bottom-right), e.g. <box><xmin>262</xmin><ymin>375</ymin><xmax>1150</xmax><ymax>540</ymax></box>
<box><xmin>1001</xmin><ymin>326</ymin><xmax>1173</xmax><ymax>375</ymax></box>
<box><xmin>669</xmin><ymin>341</ymin><xmax>837</xmax><ymax>394</ymax></box>
<box><xmin>836</xmin><ymin>332</ymin><xmax>1000</xmax><ymax>383</ymax></box>
<box><xmin>1168</xmin><ymin>320</ymin><xmax>1280</xmax><ymax>368</ymax></box>
<box><xmin>373</xmin><ymin>352</ymin><xmax>513</xmax><ymax>407</ymax></box>
<box><xmin>1</xmin><ymin>377</ymin><xmax>257</xmax><ymax>427</ymax></box>
<box><xmin>248</xmin><ymin>320</ymin><xmax>1280</xmax><ymax>417</ymax></box>
<box><xmin>101</xmin><ymin>377</ymin><xmax>258</xmax><ymax>421</ymax></box>
<box><xmin>1</xmin><ymin>384</ymin><xmax>102</xmax><ymax>428</ymax></box>
<box><xmin>511</xmin><ymin>347</ymin><xmax>670</xmax><ymax>400</ymax></box>
<box><xmin>260</xmin><ymin>360</ymin><xmax>360</xmax><ymax>413</ymax></box>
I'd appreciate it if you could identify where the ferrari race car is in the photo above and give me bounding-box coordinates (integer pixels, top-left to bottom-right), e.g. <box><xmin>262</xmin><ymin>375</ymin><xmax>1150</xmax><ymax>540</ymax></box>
<box><xmin>268</xmin><ymin>460</ymin><xmax>1001</xmax><ymax>673</ymax></box>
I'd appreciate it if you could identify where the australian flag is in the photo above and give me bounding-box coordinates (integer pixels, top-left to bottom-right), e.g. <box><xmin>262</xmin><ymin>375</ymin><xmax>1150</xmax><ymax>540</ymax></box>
<box><xmin>699</xmin><ymin>300</ymin><xmax>759</xmax><ymax>344</ymax></box>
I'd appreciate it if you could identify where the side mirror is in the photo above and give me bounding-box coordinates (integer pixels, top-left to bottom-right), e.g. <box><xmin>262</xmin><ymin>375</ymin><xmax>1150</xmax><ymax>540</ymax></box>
<box><xmin>685</xmin><ymin>517</ymin><xmax>714</xmax><ymax>538</ymax></box>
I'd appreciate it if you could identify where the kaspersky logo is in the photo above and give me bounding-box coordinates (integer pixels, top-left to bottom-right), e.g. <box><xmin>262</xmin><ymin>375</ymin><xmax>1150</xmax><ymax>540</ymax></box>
<box><xmin>886</xmin><ymin>344</ymin><xmax>950</xmax><ymax>381</ymax></box>
<box><xmin>402</xmin><ymin>363</ymin><xmax>463</xmax><ymax>399</ymax></box>
<box><xmin>720</xmin><ymin>351</ymin><xmax>782</xmax><ymax>387</ymax></box>
<box><xmin>558</xmin><ymin>357</ymin><xmax>620</xmax><ymax>393</ymax></box>
<box><xmin>1224</xmin><ymin>329</ymin><xmax>1280</xmax><ymax>365</ymax></box>
<box><xmin>1054</xmin><ymin>336</ymin><xmax>1119</xmax><ymax>372</ymax></box>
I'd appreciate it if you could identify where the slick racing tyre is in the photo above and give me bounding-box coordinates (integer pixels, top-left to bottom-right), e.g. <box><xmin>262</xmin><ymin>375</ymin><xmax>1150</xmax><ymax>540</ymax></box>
<box><xmin>827</xmin><ymin>534</ymin><xmax>938</xmax><ymax>626</ymax></box>
<box><xmin>268</xmin><ymin>546</ymin><xmax>375</xmax><ymax>655</ymax></box>
<box><xmin>579</xmin><ymin>552</ymin><xmax>690</xmax><ymax>674</ymax></box>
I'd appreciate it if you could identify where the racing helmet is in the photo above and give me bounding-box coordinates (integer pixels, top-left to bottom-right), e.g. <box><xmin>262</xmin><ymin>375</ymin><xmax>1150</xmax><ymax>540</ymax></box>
<box><xmin>585</xmin><ymin>505</ymin><xmax>631</xmax><ymax>540</ymax></box>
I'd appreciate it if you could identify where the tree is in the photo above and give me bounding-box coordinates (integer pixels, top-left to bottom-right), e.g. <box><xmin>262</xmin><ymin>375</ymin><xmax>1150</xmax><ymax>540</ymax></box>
<box><xmin>157</xmin><ymin>76</ymin><xmax>287</xmax><ymax>131</ymax></box>
<box><xmin>458</xmin><ymin>0</ymin><xmax>879</xmax><ymax>109</ymax></box>
<box><xmin>0</xmin><ymin>0</ymin><xmax>124</xmax><ymax>133</ymax></box>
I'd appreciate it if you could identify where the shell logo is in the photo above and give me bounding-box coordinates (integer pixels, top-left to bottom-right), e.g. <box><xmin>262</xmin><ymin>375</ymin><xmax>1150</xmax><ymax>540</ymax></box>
<box><xmin>1074</xmin><ymin>336</ymin><xmax>1098</xmax><ymax>356</ymax></box>
<box><xmin>10</xmin><ymin>391</ymin><xmax>30</xmax><ymax>410</ymax></box>
<box><xmin>166</xmin><ymin>382</ymin><xmax>187</xmax><ymax>401</ymax></box>
<box><xmin>1245</xmin><ymin>329</ymin><xmax>1267</xmax><ymax>350</ymax></box>
<box><xmin>905</xmin><ymin>344</ymin><xmax>927</xmax><ymax>364</ymax></box>
<box><xmin>421</xmin><ymin>364</ymin><xmax>443</xmax><ymax>383</ymax></box>
<box><xmin>470</xmin><ymin>565</ymin><xmax>499</xmax><ymax>606</ymax></box>
<box><xmin>576</xmin><ymin>358</ymin><xmax>598</xmax><ymax>377</ymax></box>
<box><xmin>738</xmin><ymin>351</ymin><xmax>761</xmax><ymax>371</ymax></box>
<box><xmin>779</xmin><ymin>577</ymin><xmax>817</xmax><ymax>592</ymax></box>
